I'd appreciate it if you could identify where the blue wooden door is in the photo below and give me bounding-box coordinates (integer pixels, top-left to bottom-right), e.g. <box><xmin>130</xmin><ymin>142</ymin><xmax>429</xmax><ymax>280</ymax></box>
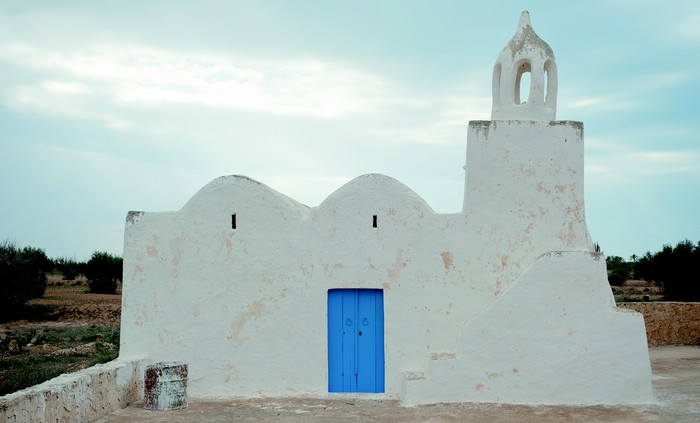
<box><xmin>328</xmin><ymin>289</ymin><xmax>384</xmax><ymax>392</ymax></box>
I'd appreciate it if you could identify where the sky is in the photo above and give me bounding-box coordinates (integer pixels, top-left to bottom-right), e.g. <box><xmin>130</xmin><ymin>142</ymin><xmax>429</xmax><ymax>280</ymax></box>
<box><xmin>0</xmin><ymin>1</ymin><xmax>698</xmax><ymax>261</ymax></box>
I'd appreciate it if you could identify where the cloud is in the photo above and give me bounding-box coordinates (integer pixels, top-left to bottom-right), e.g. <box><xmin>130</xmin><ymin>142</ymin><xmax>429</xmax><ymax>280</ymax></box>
<box><xmin>566</xmin><ymin>97</ymin><xmax>636</xmax><ymax>111</ymax></box>
<box><xmin>0</xmin><ymin>42</ymin><xmax>390</xmax><ymax>125</ymax></box>
<box><xmin>363</xmin><ymin>82</ymin><xmax>491</xmax><ymax>146</ymax></box>
<box><xmin>562</xmin><ymin>68</ymin><xmax>698</xmax><ymax>119</ymax></box>
<box><xmin>585</xmin><ymin>135</ymin><xmax>700</xmax><ymax>179</ymax></box>
<box><xmin>673</xmin><ymin>12</ymin><xmax>700</xmax><ymax>43</ymax></box>
<box><xmin>631</xmin><ymin>150</ymin><xmax>700</xmax><ymax>173</ymax></box>
<box><xmin>42</xmin><ymin>81</ymin><xmax>90</xmax><ymax>95</ymax></box>
<box><xmin>564</xmin><ymin>92</ymin><xmax>644</xmax><ymax>115</ymax></box>
<box><xmin>10</xmin><ymin>82</ymin><xmax>133</xmax><ymax>129</ymax></box>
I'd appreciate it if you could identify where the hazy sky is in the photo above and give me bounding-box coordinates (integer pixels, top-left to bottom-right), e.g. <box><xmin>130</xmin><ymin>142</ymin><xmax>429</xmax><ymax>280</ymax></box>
<box><xmin>1</xmin><ymin>1</ymin><xmax>698</xmax><ymax>261</ymax></box>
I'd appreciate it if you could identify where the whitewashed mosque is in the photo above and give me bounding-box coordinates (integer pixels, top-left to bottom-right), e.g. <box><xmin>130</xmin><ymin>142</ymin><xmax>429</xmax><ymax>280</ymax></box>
<box><xmin>120</xmin><ymin>11</ymin><xmax>653</xmax><ymax>405</ymax></box>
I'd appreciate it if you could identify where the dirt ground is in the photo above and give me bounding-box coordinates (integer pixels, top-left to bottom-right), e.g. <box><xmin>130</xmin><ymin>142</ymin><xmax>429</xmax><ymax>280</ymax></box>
<box><xmin>611</xmin><ymin>279</ymin><xmax>663</xmax><ymax>302</ymax></box>
<box><xmin>0</xmin><ymin>277</ymin><xmax>121</xmax><ymax>394</ymax></box>
<box><xmin>27</xmin><ymin>276</ymin><xmax>120</xmax><ymax>325</ymax></box>
<box><xmin>0</xmin><ymin>275</ymin><xmax>121</xmax><ymax>339</ymax></box>
<box><xmin>98</xmin><ymin>346</ymin><xmax>700</xmax><ymax>423</ymax></box>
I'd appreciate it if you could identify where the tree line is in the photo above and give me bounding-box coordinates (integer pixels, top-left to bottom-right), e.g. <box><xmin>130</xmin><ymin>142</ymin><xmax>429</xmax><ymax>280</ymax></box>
<box><xmin>0</xmin><ymin>240</ymin><xmax>123</xmax><ymax>316</ymax></box>
<box><xmin>606</xmin><ymin>239</ymin><xmax>700</xmax><ymax>301</ymax></box>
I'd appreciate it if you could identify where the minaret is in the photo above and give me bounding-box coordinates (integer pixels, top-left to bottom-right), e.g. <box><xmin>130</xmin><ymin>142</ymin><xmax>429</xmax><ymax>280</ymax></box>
<box><xmin>491</xmin><ymin>11</ymin><xmax>558</xmax><ymax>121</ymax></box>
<box><xmin>462</xmin><ymin>11</ymin><xmax>591</xmax><ymax>252</ymax></box>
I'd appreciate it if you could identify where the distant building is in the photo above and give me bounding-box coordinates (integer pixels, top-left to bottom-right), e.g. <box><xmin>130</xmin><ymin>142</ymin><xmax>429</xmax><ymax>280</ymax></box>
<box><xmin>120</xmin><ymin>11</ymin><xmax>653</xmax><ymax>405</ymax></box>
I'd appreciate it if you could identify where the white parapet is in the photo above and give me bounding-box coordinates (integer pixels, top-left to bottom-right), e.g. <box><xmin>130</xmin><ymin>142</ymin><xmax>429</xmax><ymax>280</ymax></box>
<box><xmin>0</xmin><ymin>357</ymin><xmax>147</xmax><ymax>423</ymax></box>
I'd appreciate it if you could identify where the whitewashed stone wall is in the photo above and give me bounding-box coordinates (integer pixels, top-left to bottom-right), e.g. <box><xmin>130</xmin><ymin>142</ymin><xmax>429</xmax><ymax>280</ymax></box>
<box><xmin>0</xmin><ymin>358</ymin><xmax>145</xmax><ymax>423</ymax></box>
<box><xmin>401</xmin><ymin>252</ymin><xmax>652</xmax><ymax>405</ymax></box>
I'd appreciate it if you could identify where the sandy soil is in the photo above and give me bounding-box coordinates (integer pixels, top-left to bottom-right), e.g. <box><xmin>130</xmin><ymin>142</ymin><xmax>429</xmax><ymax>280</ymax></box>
<box><xmin>0</xmin><ymin>276</ymin><xmax>121</xmax><ymax>330</ymax></box>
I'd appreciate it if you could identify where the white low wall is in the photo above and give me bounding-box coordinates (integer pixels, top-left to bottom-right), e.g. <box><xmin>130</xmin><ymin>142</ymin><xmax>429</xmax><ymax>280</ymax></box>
<box><xmin>0</xmin><ymin>357</ymin><xmax>146</xmax><ymax>423</ymax></box>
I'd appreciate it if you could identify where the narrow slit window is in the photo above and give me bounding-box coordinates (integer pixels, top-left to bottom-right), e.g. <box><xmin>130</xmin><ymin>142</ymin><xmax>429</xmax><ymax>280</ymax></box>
<box><xmin>231</xmin><ymin>213</ymin><xmax>237</xmax><ymax>229</ymax></box>
<box><xmin>372</xmin><ymin>215</ymin><xmax>378</xmax><ymax>228</ymax></box>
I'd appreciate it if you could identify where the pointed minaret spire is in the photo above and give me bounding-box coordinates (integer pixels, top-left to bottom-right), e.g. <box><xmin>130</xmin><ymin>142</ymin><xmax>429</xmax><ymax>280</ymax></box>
<box><xmin>491</xmin><ymin>11</ymin><xmax>558</xmax><ymax>121</ymax></box>
<box><xmin>519</xmin><ymin>10</ymin><xmax>531</xmax><ymax>29</ymax></box>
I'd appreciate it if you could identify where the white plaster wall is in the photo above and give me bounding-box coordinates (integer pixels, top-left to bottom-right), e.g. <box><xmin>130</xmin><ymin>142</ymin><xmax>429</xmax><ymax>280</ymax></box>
<box><xmin>0</xmin><ymin>358</ymin><xmax>145</xmax><ymax>423</ymax></box>
<box><xmin>401</xmin><ymin>252</ymin><xmax>653</xmax><ymax>405</ymax></box>
<box><xmin>119</xmin><ymin>119</ymin><xmax>650</xmax><ymax>405</ymax></box>
<box><xmin>122</xmin><ymin>174</ymin><xmax>480</xmax><ymax>399</ymax></box>
<box><xmin>464</xmin><ymin>120</ymin><xmax>591</xmax><ymax>251</ymax></box>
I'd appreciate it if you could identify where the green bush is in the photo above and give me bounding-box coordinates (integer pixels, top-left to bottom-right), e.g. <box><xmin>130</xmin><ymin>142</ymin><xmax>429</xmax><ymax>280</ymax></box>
<box><xmin>53</xmin><ymin>256</ymin><xmax>84</xmax><ymax>280</ymax></box>
<box><xmin>605</xmin><ymin>255</ymin><xmax>632</xmax><ymax>286</ymax></box>
<box><xmin>0</xmin><ymin>241</ymin><xmax>51</xmax><ymax>315</ymax></box>
<box><xmin>85</xmin><ymin>251</ymin><xmax>122</xmax><ymax>294</ymax></box>
<box><xmin>608</xmin><ymin>267</ymin><xmax>630</xmax><ymax>286</ymax></box>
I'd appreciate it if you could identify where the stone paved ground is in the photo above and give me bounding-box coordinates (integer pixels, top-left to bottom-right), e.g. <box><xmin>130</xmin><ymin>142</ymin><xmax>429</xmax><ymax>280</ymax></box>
<box><xmin>97</xmin><ymin>346</ymin><xmax>700</xmax><ymax>423</ymax></box>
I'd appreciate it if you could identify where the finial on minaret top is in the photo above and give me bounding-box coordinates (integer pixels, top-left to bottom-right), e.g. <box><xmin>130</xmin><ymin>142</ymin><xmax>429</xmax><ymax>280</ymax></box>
<box><xmin>491</xmin><ymin>11</ymin><xmax>558</xmax><ymax>121</ymax></box>
<box><xmin>519</xmin><ymin>10</ymin><xmax>531</xmax><ymax>29</ymax></box>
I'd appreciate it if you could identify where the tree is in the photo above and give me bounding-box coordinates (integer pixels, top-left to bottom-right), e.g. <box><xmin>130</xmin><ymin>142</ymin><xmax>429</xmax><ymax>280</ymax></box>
<box><xmin>633</xmin><ymin>240</ymin><xmax>700</xmax><ymax>301</ymax></box>
<box><xmin>0</xmin><ymin>240</ymin><xmax>51</xmax><ymax>314</ymax></box>
<box><xmin>85</xmin><ymin>251</ymin><xmax>122</xmax><ymax>294</ymax></box>
<box><xmin>605</xmin><ymin>255</ymin><xmax>632</xmax><ymax>286</ymax></box>
<box><xmin>53</xmin><ymin>256</ymin><xmax>84</xmax><ymax>280</ymax></box>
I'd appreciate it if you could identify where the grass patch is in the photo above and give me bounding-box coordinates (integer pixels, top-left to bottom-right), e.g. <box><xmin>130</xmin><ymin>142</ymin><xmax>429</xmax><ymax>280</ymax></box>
<box><xmin>0</xmin><ymin>325</ymin><xmax>119</xmax><ymax>396</ymax></box>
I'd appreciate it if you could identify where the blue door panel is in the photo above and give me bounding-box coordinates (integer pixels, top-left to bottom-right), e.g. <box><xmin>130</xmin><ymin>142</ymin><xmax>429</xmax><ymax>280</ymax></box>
<box><xmin>357</xmin><ymin>289</ymin><xmax>377</xmax><ymax>392</ymax></box>
<box><xmin>327</xmin><ymin>291</ymin><xmax>343</xmax><ymax>391</ymax></box>
<box><xmin>328</xmin><ymin>289</ymin><xmax>384</xmax><ymax>393</ymax></box>
<box><xmin>341</xmin><ymin>289</ymin><xmax>357</xmax><ymax>391</ymax></box>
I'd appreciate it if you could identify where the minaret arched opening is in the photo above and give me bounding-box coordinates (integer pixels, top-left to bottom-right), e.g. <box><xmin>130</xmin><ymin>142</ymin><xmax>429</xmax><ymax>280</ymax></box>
<box><xmin>515</xmin><ymin>60</ymin><xmax>532</xmax><ymax>105</ymax></box>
